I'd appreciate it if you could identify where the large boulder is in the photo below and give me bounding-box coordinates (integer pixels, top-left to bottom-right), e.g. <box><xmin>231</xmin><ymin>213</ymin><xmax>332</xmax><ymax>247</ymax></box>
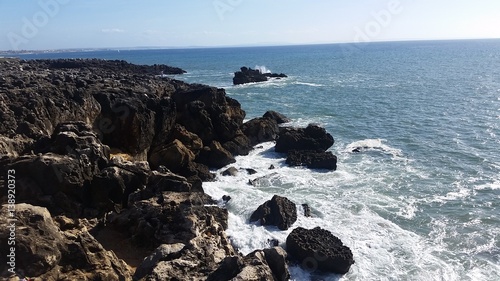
<box><xmin>286</xmin><ymin>227</ymin><xmax>354</xmax><ymax>274</ymax></box>
<box><xmin>249</xmin><ymin>195</ymin><xmax>297</xmax><ymax>230</ymax></box>
<box><xmin>286</xmin><ymin>150</ymin><xmax>337</xmax><ymax>170</ymax></box>
<box><xmin>275</xmin><ymin>124</ymin><xmax>334</xmax><ymax>153</ymax></box>
<box><xmin>242</xmin><ymin>117</ymin><xmax>280</xmax><ymax>146</ymax></box>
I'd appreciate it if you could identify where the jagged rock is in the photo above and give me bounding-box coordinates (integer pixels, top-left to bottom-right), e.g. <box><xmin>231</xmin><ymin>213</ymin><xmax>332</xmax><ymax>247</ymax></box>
<box><xmin>197</xmin><ymin>141</ymin><xmax>236</xmax><ymax>169</ymax></box>
<box><xmin>222</xmin><ymin>166</ymin><xmax>239</xmax><ymax>176</ymax></box>
<box><xmin>275</xmin><ymin>124</ymin><xmax>334</xmax><ymax>153</ymax></box>
<box><xmin>302</xmin><ymin>204</ymin><xmax>312</xmax><ymax>217</ymax></box>
<box><xmin>269</xmin><ymin>164</ymin><xmax>276</xmax><ymax>170</ymax></box>
<box><xmin>207</xmin><ymin>247</ymin><xmax>289</xmax><ymax>281</ymax></box>
<box><xmin>170</xmin><ymin>124</ymin><xmax>203</xmax><ymax>152</ymax></box>
<box><xmin>110</xmin><ymin>192</ymin><xmax>235</xmax><ymax>280</ymax></box>
<box><xmin>286</xmin><ymin>227</ymin><xmax>354</xmax><ymax>274</ymax></box>
<box><xmin>134</xmin><ymin>243</ymin><xmax>185</xmax><ymax>280</ymax></box>
<box><xmin>263</xmin><ymin>111</ymin><xmax>290</xmax><ymax>124</ymax></box>
<box><xmin>222</xmin><ymin>132</ymin><xmax>252</xmax><ymax>156</ymax></box>
<box><xmin>249</xmin><ymin>195</ymin><xmax>297</xmax><ymax>230</ymax></box>
<box><xmin>149</xmin><ymin>139</ymin><xmax>195</xmax><ymax>171</ymax></box>
<box><xmin>242</xmin><ymin>117</ymin><xmax>280</xmax><ymax>146</ymax></box>
<box><xmin>233</xmin><ymin>67</ymin><xmax>287</xmax><ymax>85</ymax></box>
<box><xmin>286</xmin><ymin>150</ymin><xmax>337</xmax><ymax>170</ymax></box>
<box><xmin>93</xmin><ymin>91</ymin><xmax>160</xmax><ymax>159</ymax></box>
<box><xmin>148</xmin><ymin>170</ymin><xmax>192</xmax><ymax>193</ymax></box>
<box><xmin>1</xmin><ymin>122</ymin><xmax>128</xmax><ymax>216</ymax></box>
<box><xmin>172</xmin><ymin>86</ymin><xmax>245</xmax><ymax>144</ymax></box>
<box><xmin>0</xmin><ymin>204</ymin><xmax>132</xmax><ymax>280</ymax></box>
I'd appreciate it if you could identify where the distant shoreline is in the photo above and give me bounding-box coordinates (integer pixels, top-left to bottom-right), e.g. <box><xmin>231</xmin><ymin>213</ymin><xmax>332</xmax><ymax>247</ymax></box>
<box><xmin>2</xmin><ymin>37</ymin><xmax>499</xmax><ymax>56</ymax></box>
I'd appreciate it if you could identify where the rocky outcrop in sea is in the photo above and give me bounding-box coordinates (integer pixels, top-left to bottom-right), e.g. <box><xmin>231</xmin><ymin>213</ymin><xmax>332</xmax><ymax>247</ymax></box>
<box><xmin>0</xmin><ymin>58</ymin><xmax>352</xmax><ymax>280</ymax></box>
<box><xmin>233</xmin><ymin>66</ymin><xmax>287</xmax><ymax>85</ymax></box>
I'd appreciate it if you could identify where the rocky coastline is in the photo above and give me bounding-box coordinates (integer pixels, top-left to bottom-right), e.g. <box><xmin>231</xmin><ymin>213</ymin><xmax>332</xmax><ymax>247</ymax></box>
<box><xmin>0</xmin><ymin>58</ymin><xmax>352</xmax><ymax>280</ymax></box>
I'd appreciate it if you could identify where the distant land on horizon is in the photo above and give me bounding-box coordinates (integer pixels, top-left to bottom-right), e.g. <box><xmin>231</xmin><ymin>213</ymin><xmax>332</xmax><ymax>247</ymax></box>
<box><xmin>1</xmin><ymin>37</ymin><xmax>500</xmax><ymax>56</ymax></box>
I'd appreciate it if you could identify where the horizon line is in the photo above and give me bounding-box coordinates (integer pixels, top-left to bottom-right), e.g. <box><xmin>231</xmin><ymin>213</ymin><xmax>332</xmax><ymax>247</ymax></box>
<box><xmin>1</xmin><ymin>37</ymin><xmax>500</xmax><ymax>54</ymax></box>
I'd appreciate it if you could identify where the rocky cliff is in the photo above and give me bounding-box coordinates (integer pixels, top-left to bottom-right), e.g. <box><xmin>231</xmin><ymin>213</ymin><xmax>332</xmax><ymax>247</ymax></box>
<box><xmin>0</xmin><ymin>58</ymin><xmax>291</xmax><ymax>280</ymax></box>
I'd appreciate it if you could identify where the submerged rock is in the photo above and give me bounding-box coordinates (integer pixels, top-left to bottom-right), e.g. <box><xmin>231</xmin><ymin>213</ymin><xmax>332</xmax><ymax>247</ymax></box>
<box><xmin>286</xmin><ymin>227</ymin><xmax>354</xmax><ymax>274</ymax></box>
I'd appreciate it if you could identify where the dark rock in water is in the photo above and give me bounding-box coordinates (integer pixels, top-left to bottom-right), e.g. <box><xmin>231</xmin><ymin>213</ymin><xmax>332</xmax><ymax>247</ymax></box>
<box><xmin>207</xmin><ymin>247</ymin><xmax>290</xmax><ymax>281</ymax></box>
<box><xmin>222</xmin><ymin>166</ymin><xmax>238</xmax><ymax>176</ymax></box>
<box><xmin>286</xmin><ymin>227</ymin><xmax>354</xmax><ymax>274</ymax></box>
<box><xmin>263</xmin><ymin>110</ymin><xmax>291</xmax><ymax>124</ymax></box>
<box><xmin>233</xmin><ymin>66</ymin><xmax>287</xmax><ymax>85</ymax></box>
<box><xmin>269</xmin><ymin>164</ymin><xmax>276</xmax><ymax>170</ymax></box>
<box><xmin>242</xmin><ymin>117</ymin><xmax>280</xmax><ymax>146</ymax></box>
<box><xmin>246</xmin><ymin>168</ymin><xmax>258</xmax><ymax>175</ymax></box>
<box><xmin>302</xmin><ymin>204</ymin><xmax>312</xmax><ymax>217</ymax></box>
<box><xmin>222</xmin><ymin>195</ymin><xmax>232</xmax><ymax>202</ymax></box>
<box><xmin>249</xmin><ymin>195</ymin><xmax>297</xmax><ymax>230</ymax></box>
<box><xmin>286</xmin><ymin>150</ymin><xmax>337</xmax><ymax>170</ymax></box>
<box><xmin>275</xmin><ymin>124</ymin><xmax>334</xmax><ymax>153</ymax></box>
<box><xmin>268</xmin><ymin>238</ymin><xmax>280</xmax><ymax>247</ymax></box>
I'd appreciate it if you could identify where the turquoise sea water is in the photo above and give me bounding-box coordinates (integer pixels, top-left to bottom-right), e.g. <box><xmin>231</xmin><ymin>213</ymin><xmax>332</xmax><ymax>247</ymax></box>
<box><xmin>18</xmin><ymin>40</ymin><xmax>500</xmax><ymax>280</ymax></box>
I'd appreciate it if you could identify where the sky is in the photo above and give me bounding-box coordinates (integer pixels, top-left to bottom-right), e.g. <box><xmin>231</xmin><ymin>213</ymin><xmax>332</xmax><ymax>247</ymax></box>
<box><xmin>1</xmin><ymin>0</ymin><xmax>500</xmax><ymax>51</ymax></box>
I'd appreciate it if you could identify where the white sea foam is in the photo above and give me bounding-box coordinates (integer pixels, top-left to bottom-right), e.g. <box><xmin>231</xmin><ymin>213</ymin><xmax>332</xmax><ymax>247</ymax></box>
<box><xmin>203</xmin><ymin>141</ymin><xmax>470</xmax><ymax>280</ymax></box>
<box><xmin>293</xmin><ymin>81</ymin><xmax>325</xmax><ymax>87</ymax></box>
<box><xmin>345</xmin><ymin>139</ymin><xmax>403</xmax><ymax>157</ymax></box>
<box><xmin>255</xmin><ymin>65</ymin><xmax>272</xmax><ymax>74</ymax></box>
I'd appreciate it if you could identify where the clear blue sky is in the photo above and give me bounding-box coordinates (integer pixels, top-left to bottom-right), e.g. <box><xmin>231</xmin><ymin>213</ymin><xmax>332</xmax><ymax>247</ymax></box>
<box><xmin>1</xmin><ymin>0</ymin><xmax>500</xmax><ymax>50</ymax></box>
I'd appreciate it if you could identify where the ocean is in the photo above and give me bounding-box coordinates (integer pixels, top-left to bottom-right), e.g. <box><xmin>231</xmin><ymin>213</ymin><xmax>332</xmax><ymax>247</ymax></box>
<box><xmin>17</xmin><ymin>39</ymin><xmax>500</xmax><ymax>280</ymax></box>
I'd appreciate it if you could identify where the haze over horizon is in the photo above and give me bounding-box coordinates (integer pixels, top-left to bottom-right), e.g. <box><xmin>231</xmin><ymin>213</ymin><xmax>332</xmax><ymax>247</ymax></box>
<box><xmin>1</xmin><ymin>0</ymin><xmax>500</xmax><ymax>51</ymax></box>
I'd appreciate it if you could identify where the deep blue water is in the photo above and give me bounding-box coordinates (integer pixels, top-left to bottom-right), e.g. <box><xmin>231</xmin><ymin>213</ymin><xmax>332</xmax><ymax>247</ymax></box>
<box><xmin>16</xmin><ymin>40</ymin><xmax>500</xmax><ymax>280</ymax></box>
